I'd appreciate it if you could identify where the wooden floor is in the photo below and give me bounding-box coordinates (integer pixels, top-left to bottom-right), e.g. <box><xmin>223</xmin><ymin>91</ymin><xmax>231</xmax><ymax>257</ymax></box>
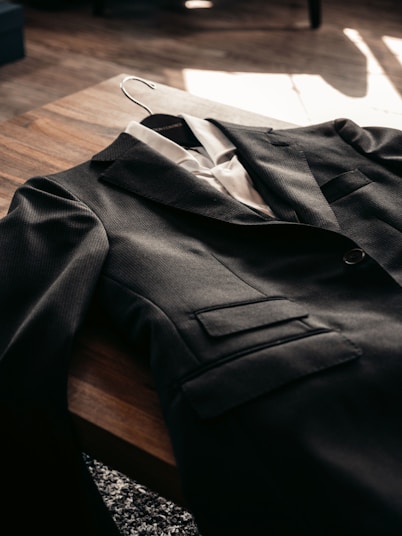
<box><xmin>1</xmin><ymin>0</ymin><xmax>402</xmax><ymax>127</ymax></box>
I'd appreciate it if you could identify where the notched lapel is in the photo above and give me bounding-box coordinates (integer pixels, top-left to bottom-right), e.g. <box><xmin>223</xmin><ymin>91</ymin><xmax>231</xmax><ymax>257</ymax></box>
<box><xmin>94</xmin><ymin>133</ymin><xmax>271</xmax><ymax>226</ymax></box>
<box><xmin>211</xmin><ymin>120</ymin><xmax>341</xmax><ymax>232</ymax></box>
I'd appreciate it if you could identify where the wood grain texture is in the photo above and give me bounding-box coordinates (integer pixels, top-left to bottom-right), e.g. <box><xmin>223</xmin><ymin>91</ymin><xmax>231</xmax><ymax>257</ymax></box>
<box><xmin>1</xmin><ymin>0</ymin><xmax>401</xmax><ymax>124</ymax></box>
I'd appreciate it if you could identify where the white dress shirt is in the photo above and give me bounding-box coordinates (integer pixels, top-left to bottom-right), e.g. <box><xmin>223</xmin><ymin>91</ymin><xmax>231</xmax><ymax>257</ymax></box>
<box><xmin>125</xmin><ymin>115</ymin><xmax>275</xmax><ymax>217</ymax></box>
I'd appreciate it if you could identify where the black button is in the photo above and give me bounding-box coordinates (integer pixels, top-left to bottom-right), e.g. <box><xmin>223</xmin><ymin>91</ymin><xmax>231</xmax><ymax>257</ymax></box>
<box><xmin>343</xmin><ymin>248</ymin><xmax>366</xmax><ymax>265</ymax></box>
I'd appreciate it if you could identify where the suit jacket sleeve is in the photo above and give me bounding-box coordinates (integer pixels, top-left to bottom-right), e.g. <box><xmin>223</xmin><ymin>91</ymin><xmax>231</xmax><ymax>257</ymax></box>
<box><xmin>0</xmin><ymin>177</ymin><xmax>120</xmax><ymax>535</ymax></box>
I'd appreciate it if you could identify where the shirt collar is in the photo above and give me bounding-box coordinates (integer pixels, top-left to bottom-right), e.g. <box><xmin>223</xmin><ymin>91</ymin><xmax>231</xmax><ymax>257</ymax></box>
<box><xmin>125</xmin><ymin>119</ymin><xmax>195</xmax><ymax>165</ymax></box>
<box><xmin>125</xmin><ymin>114</ymin><xmax>236</xmax><ymax>167</ymax></box>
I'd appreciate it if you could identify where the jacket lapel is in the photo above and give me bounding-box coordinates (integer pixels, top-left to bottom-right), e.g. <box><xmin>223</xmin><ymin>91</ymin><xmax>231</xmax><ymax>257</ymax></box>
<box><xmin>94</xmin><ymin>125</ymin><xmax>341</xmax><ymax>232</ymax></box>
<box><xmin>93</xmin><ymin>133</ymin><xmax>273</xmax><ymax>226</ymax></box>
<box><xmin>211</xmin><ymin>120</ymin><xmax>341</xmax><ymax>232</ymax></box>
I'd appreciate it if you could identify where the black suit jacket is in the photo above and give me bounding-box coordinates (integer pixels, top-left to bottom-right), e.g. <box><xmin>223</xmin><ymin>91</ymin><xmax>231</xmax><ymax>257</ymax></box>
<box><xmin>1</xmin><ymin>117</ymin><xmax>402</xmax><ymax>535</ymax></box>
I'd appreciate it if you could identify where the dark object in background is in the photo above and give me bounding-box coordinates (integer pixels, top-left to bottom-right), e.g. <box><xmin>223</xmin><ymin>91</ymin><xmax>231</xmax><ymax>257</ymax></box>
<box><xmin>91</xmin><ymin>0</ymin><xmax>177</xmax><ymax>16</ymax></box>
<box><xmin>92</xmin><ymin>0</ymin><xmax>322</xmax><ymax>29</ymax></box>
<box><xmin>25</xmin><ymin>0</ymin><xmax>56</xmax><ymax>7</ymax></box>
<box><xmin>0</xmin><ymin>2</ymin><xmax>24</xmax><ymax>66</ymax></box>
<box><xmin>25</xmin><ymin>0</ymin><xmax>86</xmax><ymax>9</ymax></box>
<box><xmin>309</xmin><ymin>0</ymin><xmax>321</xmax><ymax>29</ymax></box>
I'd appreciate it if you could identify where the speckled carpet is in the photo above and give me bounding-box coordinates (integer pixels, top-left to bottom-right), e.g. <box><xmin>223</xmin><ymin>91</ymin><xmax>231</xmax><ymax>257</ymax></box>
<box><xmin>84</xmin><ymin>454</ymin><xmax>200</xmax><ymax>536</ymax></box>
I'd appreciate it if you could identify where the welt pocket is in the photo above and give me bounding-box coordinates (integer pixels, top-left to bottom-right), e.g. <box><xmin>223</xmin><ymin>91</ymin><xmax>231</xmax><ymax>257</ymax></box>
<box><xmin>195</xmin><ymin>297</ymin><xmax>308</xmax><ymax>337</ymax></box>
<box><xmin>321</xmin><ymin>169</ymin><xmax>371</xmax><ymax>203</ymax></box>
<box><xmin>181</xmin><ymin>330</ymin><xmax>362</xmax><ymax>419</ymax></box>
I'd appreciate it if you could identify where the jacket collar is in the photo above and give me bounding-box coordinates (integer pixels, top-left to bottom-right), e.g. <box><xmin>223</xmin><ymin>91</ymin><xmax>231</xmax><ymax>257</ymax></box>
<box><xmin>93</xmin><ymin>123</ymin><xmax>341</xmax><ymax>231</ymax></box>
<box><xmin>93</xmin><ymin>133</ymin><xmax>272</xmax><ymax>226</ymax></box>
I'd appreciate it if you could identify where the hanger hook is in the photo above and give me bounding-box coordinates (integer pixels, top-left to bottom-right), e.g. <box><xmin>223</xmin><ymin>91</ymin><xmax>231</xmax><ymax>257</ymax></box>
<box><xmin>120</xmin><ymin>75</ymin><xmax>156</xmax><ymax>115</ymax></box>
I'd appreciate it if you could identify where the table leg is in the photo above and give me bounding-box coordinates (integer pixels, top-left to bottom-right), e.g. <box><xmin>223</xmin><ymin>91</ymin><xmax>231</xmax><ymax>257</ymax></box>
<box><xmin>308</xmin><ymin>0</ymin><xmax>321</xmax><ymax>29</ymax></box>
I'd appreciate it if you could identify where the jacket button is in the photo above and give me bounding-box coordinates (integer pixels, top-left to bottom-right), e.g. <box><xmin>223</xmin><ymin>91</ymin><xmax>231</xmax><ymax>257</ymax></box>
<box><xmin>343</xmin><ymin>248</ymin><xmax>366</xmax><ymax>265</ymax></box>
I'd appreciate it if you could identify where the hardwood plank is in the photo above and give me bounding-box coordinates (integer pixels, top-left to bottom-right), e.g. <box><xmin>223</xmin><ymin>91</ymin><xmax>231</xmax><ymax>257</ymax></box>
<box><xmin>1</xmin><ymin>0</ymin><xmax>401</xmax><ymax>125</ymax></box>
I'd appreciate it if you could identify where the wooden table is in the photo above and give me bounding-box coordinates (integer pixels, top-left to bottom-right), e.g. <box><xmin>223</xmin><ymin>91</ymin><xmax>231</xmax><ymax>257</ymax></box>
<box><xmin>0</xmin><ymin>74</ymin><xmax>292</xmax><ymax>504</ymax></box>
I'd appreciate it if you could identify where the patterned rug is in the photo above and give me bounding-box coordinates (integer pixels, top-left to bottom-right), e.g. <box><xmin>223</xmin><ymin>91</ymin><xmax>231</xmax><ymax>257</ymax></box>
<box><xmin>84</xmin><ymin>454</ymin><xmax>200</xmax><ymax>536</ymax></box>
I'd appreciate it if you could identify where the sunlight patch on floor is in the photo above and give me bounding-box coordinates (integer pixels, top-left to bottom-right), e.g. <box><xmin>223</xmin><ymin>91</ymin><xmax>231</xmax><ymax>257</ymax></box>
<box><xmin>182</xmin><ymin>69</ymin><xmax>308</xmax><ymax>124</ymax></box>
<box><xmin>383</xmin><ymin>34</ymin><xmax>402</xmax><ymax>66</ymax></box>
<box><xmin>182</xmin><ymin>30</ymin><xmax>402</xmax><ymax>128</ymax></box>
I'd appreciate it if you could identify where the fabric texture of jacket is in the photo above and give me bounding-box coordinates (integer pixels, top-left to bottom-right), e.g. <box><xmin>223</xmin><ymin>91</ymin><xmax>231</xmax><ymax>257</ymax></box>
<box><xmin>1</xmin><ymin>117</ymin><xmax>402</xmax><ymax>535</ymax></box>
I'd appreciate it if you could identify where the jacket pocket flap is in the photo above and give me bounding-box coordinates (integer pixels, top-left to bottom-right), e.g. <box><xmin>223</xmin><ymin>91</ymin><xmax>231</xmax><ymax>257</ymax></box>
<box><xmin>181</xmin><ymin>330</ymin><xmax>361</xmax><ymax>419</ymax></box>
<box><xmin>321</xmin><ymin>169</ymin><xmax>371</xmax><ymax>203</ymax></box>
<box><xmin>195</xmin><ymin>298</ymin><xmax>308</xmax><ymax>337</ymax></box>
